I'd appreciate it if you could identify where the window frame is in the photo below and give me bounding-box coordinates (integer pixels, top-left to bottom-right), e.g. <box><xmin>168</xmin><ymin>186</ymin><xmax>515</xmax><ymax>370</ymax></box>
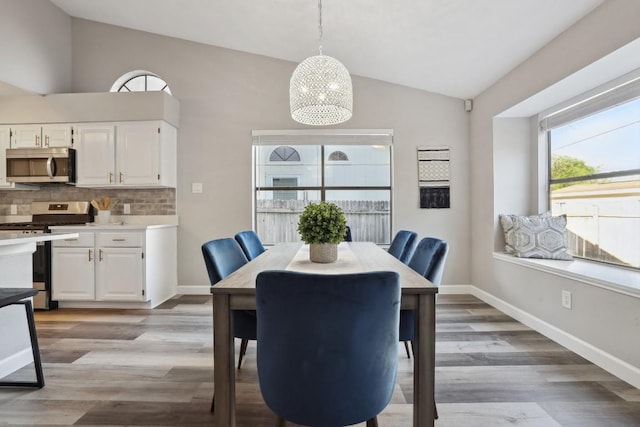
<box><xmin>541</xmin><ymin>75</ymin><xmax>640</xmax><ymax>269</ymax></box>
<box><xmin>252</xmin><ymin>130</ymin><xmax>394</xmax><ymax>245</ymax></box>
<box><xmin>110</xmin><ymin>70</ymin><xmax>172</xmax><ymax>94</ymax></box>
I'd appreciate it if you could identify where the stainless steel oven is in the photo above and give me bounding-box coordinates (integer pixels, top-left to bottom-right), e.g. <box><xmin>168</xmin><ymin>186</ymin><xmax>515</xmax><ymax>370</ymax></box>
<box><xmin>0</xmin><ymin>201</ymin><xmax>91</xmax><ymax>310</ymax></box>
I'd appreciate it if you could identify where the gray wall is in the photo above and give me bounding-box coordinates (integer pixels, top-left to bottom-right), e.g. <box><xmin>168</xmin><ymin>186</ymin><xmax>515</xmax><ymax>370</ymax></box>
<box><xmin>471</xmin><ymin>0</ymin><xmax>640</xmax><ymax>370</ymax></box>
<box><xmin>67</xmin><ymin>19</ymin><xmax>470</xmax><ymax>290</ymax></box>
<box><xmin>0</xmin><ymin>0</ymin><xmax>71</xmax><ymax>94</ymax></box>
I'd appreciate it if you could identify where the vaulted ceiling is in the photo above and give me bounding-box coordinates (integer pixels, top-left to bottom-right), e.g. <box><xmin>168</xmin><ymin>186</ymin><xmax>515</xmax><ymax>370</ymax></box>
<box><xmin>50</xmin><ymin>0</ymin><xmax>605</xmax><ymax>99</ymax></box>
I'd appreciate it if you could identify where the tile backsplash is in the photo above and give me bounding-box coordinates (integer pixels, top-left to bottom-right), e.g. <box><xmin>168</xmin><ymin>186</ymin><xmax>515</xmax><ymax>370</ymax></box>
<box><xmin>0</xmin><ymin>185</ymin><xmax>176</xmax><ymax>216</ymax></box>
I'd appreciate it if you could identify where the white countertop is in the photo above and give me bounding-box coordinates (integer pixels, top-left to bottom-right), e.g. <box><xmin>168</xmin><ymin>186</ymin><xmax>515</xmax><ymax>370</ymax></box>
<box><xmin>0</xmin><ymin>232</ymin><xmax>80</xmax><ymax>247</ymax></box>
<box><xmin>50</xmin><ymin>223</ymin><xmax>177</xmax><ymax>231</ymax></box>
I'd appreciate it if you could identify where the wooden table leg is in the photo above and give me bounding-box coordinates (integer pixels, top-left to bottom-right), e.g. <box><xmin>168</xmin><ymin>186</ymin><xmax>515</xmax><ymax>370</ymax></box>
<box><xmin>213</xmin><ymin>294</ymin><xmax>235</xmax><ymax>427</ymax></box>
<box><xmin>413</xmin><ymin>294</ymin><xmax>436</xmax><ymax>426</ymax></box>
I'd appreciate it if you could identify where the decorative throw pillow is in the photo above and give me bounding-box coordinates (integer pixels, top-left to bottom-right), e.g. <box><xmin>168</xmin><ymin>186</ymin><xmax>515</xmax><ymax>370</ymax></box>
<box><xmin>499</xmin><ymin>212</ymin><xmax>551</xmax><ymax>254</ymax></box>
<box><xmin>512</xmin><ymin>214</ymin><xmax>573</xmax><ymax>260</ymax></box>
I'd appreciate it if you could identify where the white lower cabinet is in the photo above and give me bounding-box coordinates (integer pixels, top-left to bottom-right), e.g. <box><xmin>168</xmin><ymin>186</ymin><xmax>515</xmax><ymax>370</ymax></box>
<box><xmin>52</xmin><ymin>244</ymin><xmax>96</xmax><ymax>300</ymax></box>
<box><xmin>95</xmin><ymin>233</ymin><xmax>145</xmax><ymax>301</ymax></box>
<box><xmin>52</xmin><ymin>230</ymin><xmax>144</xmax><ymax>302</ymax></box>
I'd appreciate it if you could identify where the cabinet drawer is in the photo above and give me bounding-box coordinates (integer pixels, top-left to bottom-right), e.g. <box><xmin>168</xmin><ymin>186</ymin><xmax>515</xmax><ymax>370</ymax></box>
<box><xmin>97</xmin><ymin>232</ymin><xmax>143</xmax><ymax>247</ymax></box>
<box><xmin>52</xmin><ymin>232</ymin><xmax>95</xmax><ymax>247</ymax></box>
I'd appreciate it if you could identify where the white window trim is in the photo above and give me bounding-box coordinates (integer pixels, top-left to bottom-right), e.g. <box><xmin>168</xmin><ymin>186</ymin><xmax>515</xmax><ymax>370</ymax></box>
<box><xmin>493</xmin><ymin>252</ymin><xmax>640</xmax><ymax>299</ymax></box>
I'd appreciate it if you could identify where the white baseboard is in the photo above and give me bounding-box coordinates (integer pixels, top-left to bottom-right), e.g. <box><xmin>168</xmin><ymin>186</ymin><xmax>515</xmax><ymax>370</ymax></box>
<box><xmin>467</xmin><ymin>285</ymin><xmax>640</xmax><ymax>389</ymax></box>
<box><xmin>439</xmin><ymin>284</ymin><xmax>475</xmax><ymax>294</ymax></box>
<box><xmin>177</xmin><ymin>285</ymin><xmax>211</xmax><ymax>295</ymax></box>
<box><xmin>0</xmin><ymin>348</ymin><xmax>33</xmax><ymax>379</ymax></box>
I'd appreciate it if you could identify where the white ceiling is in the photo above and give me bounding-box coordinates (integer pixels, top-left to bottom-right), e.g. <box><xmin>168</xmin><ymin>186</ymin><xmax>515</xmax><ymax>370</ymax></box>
<box><xmin>50</xmin><ymin>0</ymin><xmax>605</xmax><ymax>99</ymax></box>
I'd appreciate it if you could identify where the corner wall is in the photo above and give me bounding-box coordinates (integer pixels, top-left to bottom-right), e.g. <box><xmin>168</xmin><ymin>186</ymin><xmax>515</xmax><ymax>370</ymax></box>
<box><xmin>471</xmin><ymin>0</ymin><xmax>640</xmax><ymax>378</ymax></box>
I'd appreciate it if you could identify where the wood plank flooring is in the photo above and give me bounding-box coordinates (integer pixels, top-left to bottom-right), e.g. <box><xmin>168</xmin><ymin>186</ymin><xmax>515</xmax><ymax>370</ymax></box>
<box><xmin>0</xmin><ymin>294</ymin><xmax>639</xmax><ymax>426</ymax></box>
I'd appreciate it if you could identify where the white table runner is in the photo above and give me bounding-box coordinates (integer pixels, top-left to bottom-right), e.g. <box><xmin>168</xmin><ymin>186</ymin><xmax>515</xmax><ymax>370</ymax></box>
<box><xmin>285</xmin><ymin>242</ymin><xmax>365</xmax><ymax>274</ymax></box>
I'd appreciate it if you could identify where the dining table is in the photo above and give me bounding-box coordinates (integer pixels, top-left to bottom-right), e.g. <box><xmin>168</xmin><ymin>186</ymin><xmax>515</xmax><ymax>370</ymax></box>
<box><xmin>210</xmin><ymin>241</ymin><xmax>438</xmax><ymax>426</ymax></box>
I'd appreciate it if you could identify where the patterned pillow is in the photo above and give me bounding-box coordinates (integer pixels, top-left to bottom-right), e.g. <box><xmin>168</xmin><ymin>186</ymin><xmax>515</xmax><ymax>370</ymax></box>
<box><xmin>512</xmin><ymin>214</ymin><xmax>573</xmax><ymax>260</ymax></box>
<box><xmin>499</xmin><ymin>212</ymin><xmax>551</xmax><ymax>254</ymax></box>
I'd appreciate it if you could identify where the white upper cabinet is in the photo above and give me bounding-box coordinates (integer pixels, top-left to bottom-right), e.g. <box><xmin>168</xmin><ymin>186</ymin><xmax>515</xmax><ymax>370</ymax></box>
<box><xmin>75</xmin><ymin>124</ymin><xmax>116</xmax><ymax>186</ymax></box>
<box><xmin>75</xmin><ymin>121</ymin><xmax>176</xmax><ymax>188</ymax></box>
<box><xmin>9</xmin><ymin>124</ymin><xmax>73</xmax><ymax>148</ymax></box>
<box><xmin>0</xmin><ymin>126</ymin><xmax>11</xmax><ymax>187</ymax></box>
<box><xmin>42</xmin><ymin>125</ymin><xmax>74</xmax><ymax>147</ymax></box>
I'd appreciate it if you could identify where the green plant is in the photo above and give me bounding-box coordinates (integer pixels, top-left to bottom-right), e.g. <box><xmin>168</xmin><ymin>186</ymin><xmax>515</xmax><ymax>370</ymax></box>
<box><xmin>297</xmin><ymin>202</ymin><xmax>347</xmax><ymax>244</ymax></box>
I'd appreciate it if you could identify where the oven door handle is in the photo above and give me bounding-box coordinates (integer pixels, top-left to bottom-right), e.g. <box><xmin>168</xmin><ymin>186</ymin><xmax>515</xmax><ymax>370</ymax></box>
<box><xmin>46</xmin><ymin>156</ymin><xmax>57</xmax><ymax>179</ymax></box>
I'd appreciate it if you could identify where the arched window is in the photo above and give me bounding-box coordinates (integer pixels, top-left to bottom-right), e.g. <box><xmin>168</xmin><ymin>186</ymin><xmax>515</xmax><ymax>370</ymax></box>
<box><xmin>110</xmin><ymin>70</ymin><xmax>172</xmax><ymax>94</ymax></box>
<box><xmin>328</xmin><ymin>150</ymin><xmax>349</xmax><ymax>161</ymax></box>
<box><xmin>269</xmin><ymin>146</ymin><xmax>300</xmax><ymax>162</ymax></box>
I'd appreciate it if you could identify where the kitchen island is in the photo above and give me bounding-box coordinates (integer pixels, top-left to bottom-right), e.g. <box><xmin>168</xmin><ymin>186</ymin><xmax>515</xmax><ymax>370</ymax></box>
<box><xmin>0</xmin><ymin>232</ymin><xmax>78</xmax><ymax>382</ymax></box>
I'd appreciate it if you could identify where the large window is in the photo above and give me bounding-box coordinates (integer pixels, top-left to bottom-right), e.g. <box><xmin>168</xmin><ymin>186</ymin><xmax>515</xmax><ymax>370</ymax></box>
<box><xmin>253</xmin><ymin>131</ymin><xmax>393</xmax><ymax>245</ymax></box>
<box><xmin>544</xmin><ymin>78</ymin><xmax>640</xmax><ymax>269</ymax></box>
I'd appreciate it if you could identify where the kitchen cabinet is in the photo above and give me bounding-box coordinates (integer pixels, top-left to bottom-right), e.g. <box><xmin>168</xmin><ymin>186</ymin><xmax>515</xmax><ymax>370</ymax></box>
<box><xmin>52</xmin><ymin>230</ymin><xmax>144</xmax><ymax>302</ymax></box>
<box><xmin>0</xmin><ymin>126</ymin><xmax>10</xmax><ymax>188</ymax></box>
<box><xmin>74</xmin><ymin>121</ymin><xmax>176</xmax><ymax>188</ymax></box>
<box><xmin>95</xmin><ymin>232</ymin><xmax>144</xmax><ymax>301</ymax></box>
<box><xmin>74</xmin><ymin>124</ymin><xmax>116</xmax><ymax>185</ymax></box>
<box><xmin>51</xmin><ymin>232</ymin><xmax>95</xmax><ymax>300</ymax></box>
<box><xmin>9</xmin><ymin>124</ymin><xmax>73</xmax><ymax>148</ymax></box>
<box><xmin>51</xmin><ymin>225</ymin><xmax>177</xmax><ymax>308</ymax></box>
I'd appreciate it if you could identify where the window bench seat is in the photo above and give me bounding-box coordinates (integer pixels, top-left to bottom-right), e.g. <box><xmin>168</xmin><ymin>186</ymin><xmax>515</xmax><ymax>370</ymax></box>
<box><xmin>493</xmin><ymin>252</ymin><xmax>640</xmax><ymax>299</ymax></box>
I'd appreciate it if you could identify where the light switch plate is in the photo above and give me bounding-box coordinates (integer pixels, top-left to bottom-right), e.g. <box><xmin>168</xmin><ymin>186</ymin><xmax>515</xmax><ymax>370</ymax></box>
<box><xmin>10</xmin><ymin>204</ymin><xmax>17</xmax><ymax>215</ymax></box>
<box><xmin>192</xmin><ymin>182</ymin><xmax>203</xmax><ymax>193</ymax></box>
<box><xmin>123</xmin><ymin>204</ymin><xmax>131</xmax><ymax>215</ymax></box>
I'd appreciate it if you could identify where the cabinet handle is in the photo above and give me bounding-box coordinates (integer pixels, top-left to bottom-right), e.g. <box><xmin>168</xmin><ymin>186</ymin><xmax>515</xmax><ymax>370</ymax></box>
<box><xmin>35</xmin><ymin>135</ymin><xmax>39</xmax><ymax>146</ymax></box>
<box><xmin>111</xmin><ymin>238</ymin><xmax>126</xmax><ymax>242</ymax></box>
<box><xmin>45</xmin><ymin>135</ymin><xmax>50</xmax><ymax>147</ymax></box>
<box><xmin>88</xmin><ymin>249</ymin><xmax>93</xmax><ymax>261</ymax></box>
<box><xmin>119</xmin><ymin>172</ymin><xmax>124</xmax><ymax>183</ymax></box>
<box><xmin>109</xmin><ymin>172</ymin><xmax>113</xmax><ymax>183</ymax></box>
<box><xmin>99</xmin><ymin>249</ymin><xmax>103</xmax><ymax>261</ymax></box>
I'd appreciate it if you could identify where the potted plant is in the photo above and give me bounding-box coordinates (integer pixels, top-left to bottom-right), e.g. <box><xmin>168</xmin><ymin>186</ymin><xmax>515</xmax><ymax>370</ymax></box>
<box><xmin>297</xmin><ymin>202</ymin><xmax>348</xmax><ymax>263</ymax></box>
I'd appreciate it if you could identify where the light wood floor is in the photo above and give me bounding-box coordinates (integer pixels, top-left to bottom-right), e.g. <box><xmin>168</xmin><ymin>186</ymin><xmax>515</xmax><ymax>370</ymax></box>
<box><xmin>0</xmin><ymin>294</ymin><xmax>639</xmax><ymax>426</ymax></box>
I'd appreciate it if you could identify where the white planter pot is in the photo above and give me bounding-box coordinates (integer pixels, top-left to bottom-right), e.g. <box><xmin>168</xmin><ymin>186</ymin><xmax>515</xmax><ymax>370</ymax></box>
<box><xmin>309</xmin><ymin>243</ymin><xmax>338</xmax><ymax>263</ymax></box>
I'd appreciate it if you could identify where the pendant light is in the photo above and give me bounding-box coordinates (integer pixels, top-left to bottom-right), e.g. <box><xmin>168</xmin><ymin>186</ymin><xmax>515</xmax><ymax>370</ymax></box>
<box><xmin>290</xmin><ymin>0</ymin><xmax>353</xmax><ymax>126</ymax></box>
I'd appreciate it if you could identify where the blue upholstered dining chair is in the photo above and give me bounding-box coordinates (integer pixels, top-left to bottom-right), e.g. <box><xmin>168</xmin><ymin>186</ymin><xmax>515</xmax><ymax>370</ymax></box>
<box><xmin>344</xmin><ymin>225</ymin><xmax>353</xmax><ymax>242</ymax></box>
<box><xmin>201</xmin><ymin>238</ymin><xmax>257</xmax><ymax>369</ymax></box>
<box><xmin>401</xmin><ymin>237</ymin><xmax>449</xmax><ymax>358</ymax></box>
<box><xmin>256</xmin><ymin>270</ymin><xmax>401</xmax><ymax>427</ymax></box>
<box><xmin>234</xmin><ymin>230</ymin><xmax>266</xmax><ymax>261</ymax></box>
<box><xmin>387</xmin><ymin>230</ymin><xmax>418</xmax><ymax>264</ymax></box>
<box><xmin>202</xmin><ymin>238</ymin><xmax>258</xmax><ymax>413</ymax></box>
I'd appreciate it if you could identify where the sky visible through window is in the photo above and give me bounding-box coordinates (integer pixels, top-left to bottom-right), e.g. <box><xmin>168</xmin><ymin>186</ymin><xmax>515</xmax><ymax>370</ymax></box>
<box><xmin>551</xmin><ymin>97</ymin><xmax>640</xmax><ymax>176</ymax></box>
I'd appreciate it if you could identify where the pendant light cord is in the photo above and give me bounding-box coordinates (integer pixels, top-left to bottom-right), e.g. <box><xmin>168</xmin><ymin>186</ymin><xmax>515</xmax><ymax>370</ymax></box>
<box><xmin>318</xmin><ymin>0</ymin><xmax>323</xmax><ymax>55</ymax></box>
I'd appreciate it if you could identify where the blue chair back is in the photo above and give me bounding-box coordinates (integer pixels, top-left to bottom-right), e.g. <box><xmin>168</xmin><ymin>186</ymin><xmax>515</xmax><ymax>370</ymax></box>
<box><xmin>201</xmin><ymin>238</ymin><xmax>248</xmax><ymax>284</ymax></box>
<box><xmin>256</xmin><ymin>270</ymin><xmax>400</xmax><ymax>427</ymax></box>
<box><xmin>201</xmin><ymin>238</ymin><xmax>256</xmax><ymax>340</ymax></box>
<box><xmin>388</xmin><ymin>230</ymin><xmax>418</xmax><ymax>264</ymax></box>
<box><xmin>234</xmin><ymin>230</ymin><xmax>266</xmax><ymax>261</ymax></box>
<box><xmin>344</xmin><ymin>225</ymin><xmax>353</xmax><ymax>242</ymax></box>
<box><xmin>407</xmin><ymin>237</ymin><xmax>449</xmax><ymax>285</ymax></box>
<box><xmin>401</xmin><ymin>237</ymin><xmax>449</xmax><ymax>342</ymax></box>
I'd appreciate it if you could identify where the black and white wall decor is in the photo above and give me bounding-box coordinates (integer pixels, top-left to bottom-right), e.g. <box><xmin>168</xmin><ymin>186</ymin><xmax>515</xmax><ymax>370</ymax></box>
<box><xmin>417</xmin><ymin>146</ymin><xmax>450</xmax><ymax>209</ymax></box>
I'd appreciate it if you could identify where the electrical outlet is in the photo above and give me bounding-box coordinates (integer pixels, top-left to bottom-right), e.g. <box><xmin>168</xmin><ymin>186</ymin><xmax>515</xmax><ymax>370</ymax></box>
<box><xmin>562</xmin><ymin>290</ymin><xmax>572</xmax><ymax>309</ymax></box>
<box><xmin>10</xmin><ymin>204</ymin><xmax>17</xmax><ymax>215</ymax></box>
<box><xmin>123</xmin><ymin>204</ymin><xmax>131</xmax><ymax>215</ymax></box>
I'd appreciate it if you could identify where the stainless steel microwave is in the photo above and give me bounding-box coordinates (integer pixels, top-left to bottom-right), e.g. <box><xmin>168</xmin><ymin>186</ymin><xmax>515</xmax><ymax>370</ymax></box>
<box><xmin>5</xmin><ymin>147</ymin><xmax>76</xmax><ymax>183</ymax></box>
